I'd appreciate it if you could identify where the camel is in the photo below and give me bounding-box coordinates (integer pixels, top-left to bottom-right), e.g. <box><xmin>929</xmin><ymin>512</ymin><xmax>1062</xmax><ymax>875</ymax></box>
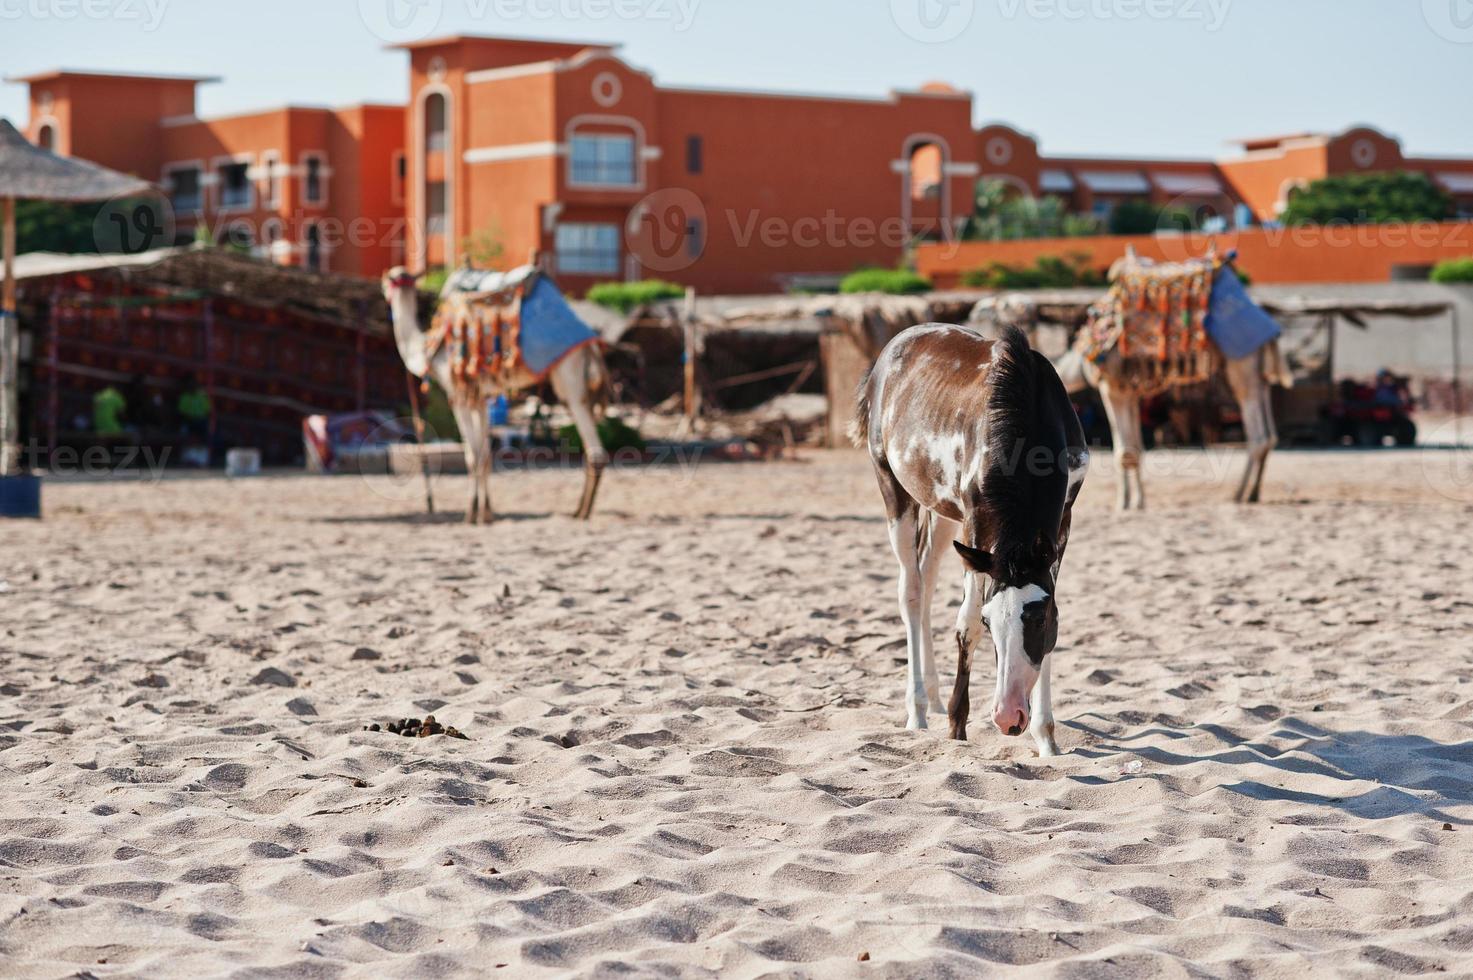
<box><xmin>973</xmin><ymin>253</ymin><xmax>1293</xmax><ymax>510</ymax></box>
<box><xmin>381</xmin><ymin>266</ymin><xmax>610</xmax><ymax>523</ymax></box>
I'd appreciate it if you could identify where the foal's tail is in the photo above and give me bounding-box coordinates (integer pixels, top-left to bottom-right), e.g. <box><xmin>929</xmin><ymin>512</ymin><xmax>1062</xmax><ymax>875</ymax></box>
<box><xmin>849</xmin><ymin>367</ymin><xmax>874</xmax><ymax>449</ymax></box>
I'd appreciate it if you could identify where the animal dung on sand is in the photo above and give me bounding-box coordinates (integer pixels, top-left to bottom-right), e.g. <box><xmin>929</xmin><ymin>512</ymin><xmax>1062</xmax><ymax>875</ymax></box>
<box><xmin>363</xmin><ymin>715</ymin><xmax>470</xmax><ymax>740</ymax></box>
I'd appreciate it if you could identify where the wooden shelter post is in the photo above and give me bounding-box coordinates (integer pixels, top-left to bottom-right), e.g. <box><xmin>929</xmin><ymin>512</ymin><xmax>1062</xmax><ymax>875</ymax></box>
<box><xmin>682</xmin><ymin>286</ymin><xmax>700</xmax><ymax>427</ymax></box>
<box><xmin>1</xmin><ymin>195</ymin><xmax>17</xmax><ymax>474</ymax></box>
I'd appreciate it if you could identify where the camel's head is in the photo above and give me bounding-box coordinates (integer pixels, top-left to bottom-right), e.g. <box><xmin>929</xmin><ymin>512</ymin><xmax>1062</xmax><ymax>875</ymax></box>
<box><xmin>381</xmin><ymin>266</ymin><xmax>421</xmax><ymax>305</ymax></box>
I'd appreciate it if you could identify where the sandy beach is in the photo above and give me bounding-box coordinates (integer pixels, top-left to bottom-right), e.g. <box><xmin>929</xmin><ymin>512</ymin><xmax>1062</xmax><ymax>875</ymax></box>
<box><xmin>2</xmin><ymin>447</ymin><xmax>1472</xmax><ymax>977</ymax></box>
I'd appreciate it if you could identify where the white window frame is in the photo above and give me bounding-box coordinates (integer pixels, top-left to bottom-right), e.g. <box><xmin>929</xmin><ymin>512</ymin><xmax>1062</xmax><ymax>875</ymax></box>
<box><xmin>300</xmin><ymin>152</ymin><xmax>330</xmax><ymax>207</ymax></box>
<box><xmin>555</xmin><ymin>222</ymin><xmax>621</xmax><ymax>276</ymax></box>
<box><xmin>258</xmin><ymin>217</ymin><xmax>285</xmax><ymax>261</ymax></box>
<box><xmin>214</xmin><ymin>153</ymin><xmax>255</xmax><ymax>214</ymax></box>
<box><xmin>258</xmin><ymin>150</ymin><xmax>282</xmax><ymax>209</ymax></box>
<box><xmin>564</xmin><ymin>115</ymin><xmax>647</xmax><ymax>190</ymax></box>
<box><xmin>163</xmin><ymin>159</ymin><xmax>206</xmax><ymax>216</ymax></box>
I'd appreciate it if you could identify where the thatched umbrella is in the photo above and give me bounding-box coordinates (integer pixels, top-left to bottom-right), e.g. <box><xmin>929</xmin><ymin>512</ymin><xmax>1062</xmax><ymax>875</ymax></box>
<box><xmin>0</xmin><ymin>117</ymin><xmax>154</xmax><ymax>479</ymax></box>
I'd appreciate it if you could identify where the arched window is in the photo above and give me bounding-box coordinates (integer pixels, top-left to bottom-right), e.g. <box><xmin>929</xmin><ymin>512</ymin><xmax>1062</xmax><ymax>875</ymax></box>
<box><xmin>35</xmin><ymin>123</ymin><xmax>55</xmax><ymax>152</ymax></box>
<box><xmin>909</xmin><ymin>143</ymin><xmax>943</xmax><ymax>202</ymax></box>
<box><xmin>425</xmin><ymin>93</ymin><xmax>448</xmax><ymax>153</ymax></box>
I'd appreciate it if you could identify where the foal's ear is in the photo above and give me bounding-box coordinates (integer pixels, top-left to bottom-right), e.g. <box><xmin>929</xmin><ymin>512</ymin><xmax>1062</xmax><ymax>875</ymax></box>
<box><xmin>953</xmin><ymin>542</ymin><xmax>993</xmax><ymax>574</ymax></box>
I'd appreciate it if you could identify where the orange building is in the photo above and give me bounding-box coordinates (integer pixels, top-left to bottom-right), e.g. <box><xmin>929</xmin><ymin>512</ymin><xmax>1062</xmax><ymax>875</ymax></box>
<box><xmin>10</xmin><ymin>39</ymin><xmax>1473</xmax><ymax>291</ymax></box>
<box><xmin>10</xmin><ymin>69</ymin><xmax>406</xmax><ymax>278</ymax></box>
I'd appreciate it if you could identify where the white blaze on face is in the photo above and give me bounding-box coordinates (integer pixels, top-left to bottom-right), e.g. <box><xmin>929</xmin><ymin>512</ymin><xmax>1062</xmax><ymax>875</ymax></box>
<box><xmin>983</xmin><ymin>583</ymin><xmax>1047</xmax><ymax>732</ymax></box>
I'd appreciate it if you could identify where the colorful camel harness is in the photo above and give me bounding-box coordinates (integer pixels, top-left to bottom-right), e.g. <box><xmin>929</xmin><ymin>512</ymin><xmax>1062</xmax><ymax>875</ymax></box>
<box><xmin>424</xmin><ymin>285</ymin><xmax>527</xmax><ymax>403</ymax></box>
<box><xmin>422</xmin><ymin>267</ymin><xmax>603</xmax><ymax>405</ymax></box>
<box><xmin>1075</xmin><ymin>251</ymin><xmax>1282</xmax><ymax>396</ymax></box>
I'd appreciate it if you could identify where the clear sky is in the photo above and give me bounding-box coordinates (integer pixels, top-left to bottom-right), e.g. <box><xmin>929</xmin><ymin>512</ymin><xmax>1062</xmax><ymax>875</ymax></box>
<box><xmin>2</xmin><ymin>0</ymin><xmax>1470</xmax><ymax>159</ymax></box>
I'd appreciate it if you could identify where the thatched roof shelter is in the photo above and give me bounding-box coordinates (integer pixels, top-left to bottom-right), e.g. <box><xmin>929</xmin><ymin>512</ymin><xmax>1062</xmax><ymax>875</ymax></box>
<box><xmin>15</xmin><ymin>245</ymin><xmax>394</xmax><ymax>335</ymax></box>
<box><xmin>2</xmin><ymin>116</ymin><xmax>156</xmax><ymax>478</ymax></box>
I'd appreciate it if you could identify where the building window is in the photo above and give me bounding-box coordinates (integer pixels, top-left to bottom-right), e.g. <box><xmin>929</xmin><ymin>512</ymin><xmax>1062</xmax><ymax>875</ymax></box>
<box><xmin>425</xmin><ymin>93</ymin><xmax>448</xmax><ymax>153</ymax></box>
<box><xmin>569</xmin><ymin>134</ymin><xmax>636</xmax><ymax>187</ymax></box>
<box><xmin>555</xmin><ymin>223</ymin><xmax>620</xmax><ymax>275</ymax></box>
<box><xmin>218</xmin><ymin>159</ymin><xmax>253</xmax><ymax>210</ymax></box>
<box><xmin>391</xmin><ymin>151</ymin><xmax>407</xmax><ymax>206</ymax></box>
<box><xmin>686</xmin><ymin>135</ymin><xmax>703</xmax><ymax>175</ymax></box>
<box><xmin>686</xmin><ymin>217</ymin><xmax>704</xmax><ymax>259</ymax></box>
<box><xmin>302</xmin><ymin>154</ymin><xmax>326</xmax><ymax>205</ymax></box>
<box><xmin>260</xmin><ymin>151</ymin><xmax>281</xmax><ymax>208</ymax></box>
<box><xmin>305</xmin><ymin>223</ymin><xmax>324</xmax><ymax>272</ymax></box>
<box><xmin>426</xmin><ymin>181</ymin><xmax>447</xmax><ymax>236</ymax></box>
<box><xmin>260</xmin><ymin>218</ymin><xmax>285</xmax><ymax>262</ymax></box>
<box><xmin>36</xmin><ymin>124</ymin><xmax>55</xmax><ymax>152</ymax></box>
<box><xmin>166</xmin><ymin>165</ymin><xmax>202</xmax><ymax>213</ymax></box>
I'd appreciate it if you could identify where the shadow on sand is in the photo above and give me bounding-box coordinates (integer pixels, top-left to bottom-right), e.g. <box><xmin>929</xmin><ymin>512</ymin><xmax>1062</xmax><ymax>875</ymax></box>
<box><xmin>1064</xmin><ymin>716</ymin><xmax>1473</xmax><ymax>825</ymax></box>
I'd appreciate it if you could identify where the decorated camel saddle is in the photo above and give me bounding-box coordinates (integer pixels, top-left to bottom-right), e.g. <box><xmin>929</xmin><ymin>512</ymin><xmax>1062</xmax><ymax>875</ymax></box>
<box><xmin>428</xmin><ymin>265</ymin><xmax>602</xmax><ymax>402</ymax></box>
<box><xmin>1077</xmin><ymin>247</ymin><xmax>1282</xmax><ymax>393</ymax></box>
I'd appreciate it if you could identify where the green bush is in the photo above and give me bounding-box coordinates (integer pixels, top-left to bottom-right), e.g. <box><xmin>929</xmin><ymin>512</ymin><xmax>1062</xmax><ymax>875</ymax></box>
<box><xmin>558</xmin><ymin>416</ymin><xmax>646</xmax><ymax>455</ymax></box>
<box><xmin>586</xmin><ymin>280</ymin><xmax>686</xmax><ymax>313</ymax></box>
<box><xmin>838</xmin><ymin>268</ymin><xmax>933</xmax><ymax>295</ymax></box>
<box><xmin>961</xmin><ymin>253</ymin><xmax>1105</xmax><ymax>290</ymax></box>
<box><xmin>419</xmin><ymin>267</ymin><xmax>450</xmax><ymax>295</ymax></box>
<box><xmin>963</xmin><ymin>180</ymin><xmax>1104</xmax><ymax>241</ymax></box>
<box><xmin>1281</xmin><ymin>171</ymin><xmax>1451</xmax><ymax>226</ymax></box>
<box><xmin>1430</xmin><ymin>258</ymin><xmax>1473</xmax><ymax>284</ymax></box>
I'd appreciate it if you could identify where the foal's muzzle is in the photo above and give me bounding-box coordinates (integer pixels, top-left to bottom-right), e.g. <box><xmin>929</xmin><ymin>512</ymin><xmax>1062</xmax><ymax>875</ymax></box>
<box><xmin>994</xmin><ymin>705</ymin><xmax>1029</xmax><ymax>737</ymax></box>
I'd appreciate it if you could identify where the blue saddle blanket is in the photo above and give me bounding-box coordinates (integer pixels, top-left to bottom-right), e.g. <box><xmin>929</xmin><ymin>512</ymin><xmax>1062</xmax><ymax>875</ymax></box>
<box><xmin>1206</xmin><ymin>269</ymin><xmax>1281</xmax><ymax>360</ymax></box>
<box><xmin>518</xmin><ymin>276</ymin><xmax>601</xmax><ymax>377</ymax></box>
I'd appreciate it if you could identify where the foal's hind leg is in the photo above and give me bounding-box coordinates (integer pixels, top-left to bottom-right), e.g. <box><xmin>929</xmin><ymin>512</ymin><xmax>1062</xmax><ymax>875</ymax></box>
<box><xmin>873</xmin><ymin>459</ymin><xmax>931</xmax><ymax>731</ymax></box>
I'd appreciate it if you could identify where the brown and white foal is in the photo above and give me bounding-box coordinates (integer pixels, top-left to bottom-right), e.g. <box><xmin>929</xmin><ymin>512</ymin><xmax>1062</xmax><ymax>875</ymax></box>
<box><xmin>856</xmin><ymin>324</ymin><xmax>1088</xmax><ymax>757</ymax></box>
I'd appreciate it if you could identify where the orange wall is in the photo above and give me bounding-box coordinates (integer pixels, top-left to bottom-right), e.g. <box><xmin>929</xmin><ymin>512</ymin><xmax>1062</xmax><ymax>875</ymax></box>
<box><xmin>915</xmin><ymin>223</ymin><xmax>1473</xmax><ymax>287</ymax></box>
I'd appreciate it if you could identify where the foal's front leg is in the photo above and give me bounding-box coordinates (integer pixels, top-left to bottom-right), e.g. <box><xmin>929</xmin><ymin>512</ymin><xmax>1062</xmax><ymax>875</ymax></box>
<box><xmin>948</xmin><ymin>570</ymin><xmax>984</xmax><ymax>740</ymax></box>
<box><xmin>1029</xmin><ymin>656</ymin><xmax>1060</xmax><ymax>757</ymax></box>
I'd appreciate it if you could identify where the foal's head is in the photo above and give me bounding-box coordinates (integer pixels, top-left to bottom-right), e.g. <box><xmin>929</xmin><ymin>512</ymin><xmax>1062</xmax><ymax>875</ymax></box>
<box><xmin>953</xmin><ymin>537</ymin><xmax>1059</xmax><ymax>737</ymax></box>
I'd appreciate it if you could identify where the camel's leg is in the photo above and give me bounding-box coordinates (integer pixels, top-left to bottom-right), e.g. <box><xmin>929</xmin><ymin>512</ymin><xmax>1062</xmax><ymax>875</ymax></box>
<box><xmin>1225</xmin><ymin>357</ymin><xmax>1276</xmax><ymax>504</ymax></box>
<box><xmin>552</xmin><ymin>355</ymin><xmax>609</xmax><ymax>520</ymax></box>
<box><xmin>1125</xmin><ymin>395</ymin><xmax>1147</xmax><ymax>511</ymax></box>
<box><xmin>918</xmin><ymin>515</ymin><xmax>959</xmax><ymax>717</ymax></box>
<box><xmin>1029</xmin><ymin>655</ymin><xmax>1059</xmax><ymax>757</ymax></box>
<box><xmin>949</xmin><ymin>568</ymin><xmax>984</xmax><ymax>741</ymax></box>
<box><xmin>454</xmin><ymin>403</ymin><xmax>490</xmax><ymax>523</ymax></box>
<box><xmin>1098</xmin><ymin>381</ymin><xmax>1139</xmax><ymax>511</ymax></box>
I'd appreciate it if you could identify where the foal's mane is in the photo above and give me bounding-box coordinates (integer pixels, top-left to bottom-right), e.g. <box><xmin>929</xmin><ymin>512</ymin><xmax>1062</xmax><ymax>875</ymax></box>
<box><xmin>981</xmin><ymin>326</ymin><xmax>1067</xmax><ymax>580</ymax></box>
